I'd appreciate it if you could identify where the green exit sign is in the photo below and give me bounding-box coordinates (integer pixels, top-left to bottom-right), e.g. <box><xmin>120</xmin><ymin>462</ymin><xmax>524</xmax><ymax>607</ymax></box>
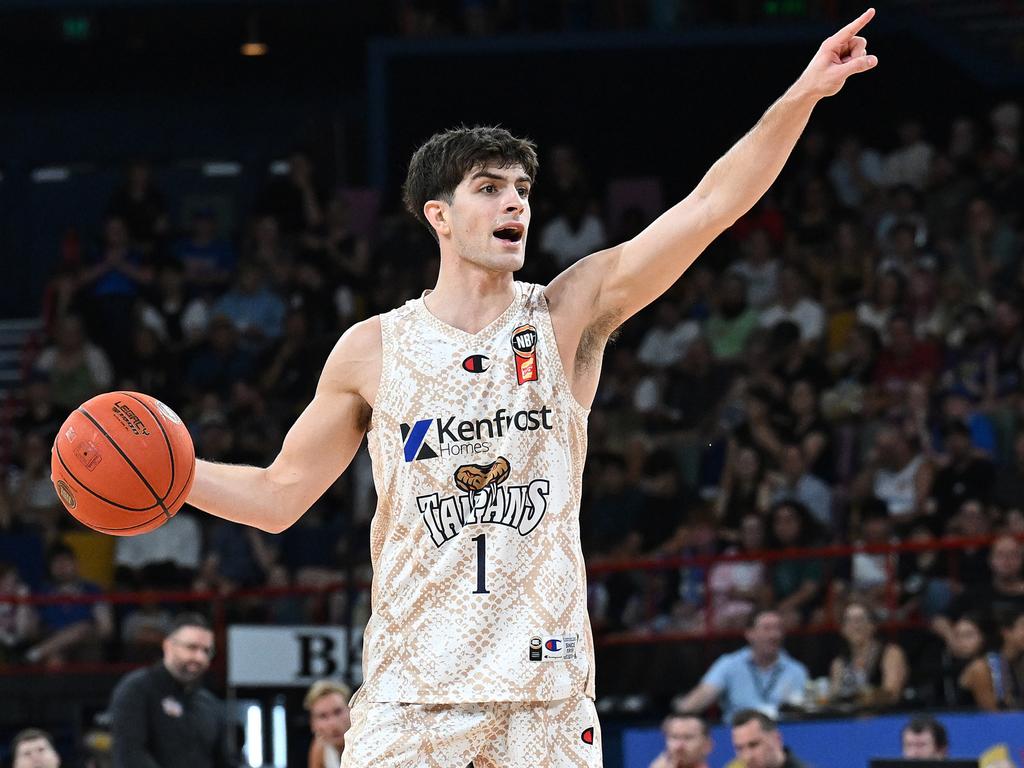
<box><xmin>764</xmin><ymin>0</ymin><xmax>808</xmax><ymax>16</ymax></box>
<box><xmin>62</xmin><ymin>16</ymin><xmax>92</xmax><ymax>42</ymax></box>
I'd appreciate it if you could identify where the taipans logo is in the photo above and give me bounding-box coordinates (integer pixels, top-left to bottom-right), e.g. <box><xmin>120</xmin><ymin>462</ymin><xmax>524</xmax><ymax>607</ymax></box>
<box><xmin>511</xmin><ymin>324</ymin><xmax>539</xmax><ymax>385</ymax></box>
<box><xmin>581</xmin><ymin>727</ymin><xmax>595</xmax><ymax>745</ymax></box>
<box><xmin>462</xmin><ymin>355</ymin><xmax>490</xmax><ymax>373</ymax></box>
<box><xmin>545</xmin><ymin>639</ymin><xmax>562</xmax><ymax>652</ymax></box>
<box><xmin>399</xmin><ymin>406</ymin><xmax>554</xmax><ymax>463</ymax></box>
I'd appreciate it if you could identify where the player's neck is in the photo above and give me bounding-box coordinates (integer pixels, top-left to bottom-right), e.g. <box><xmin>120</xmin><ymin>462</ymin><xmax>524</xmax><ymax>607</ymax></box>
<box><xmin>424</xmin><ymin>262</ymin><xmax>517</xmax><ymax>335</ymax></box>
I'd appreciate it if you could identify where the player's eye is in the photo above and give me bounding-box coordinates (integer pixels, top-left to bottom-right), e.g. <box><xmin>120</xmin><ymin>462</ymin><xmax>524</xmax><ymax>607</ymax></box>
<box><xmin>481</xmin><ymin>184</ymin><xmax>496</xmax><ymax>193</ymax></box>
<box><xmin>517</xmin><ymin>187</ymin><xmax>530</xmax><ymax>198</ymax></box>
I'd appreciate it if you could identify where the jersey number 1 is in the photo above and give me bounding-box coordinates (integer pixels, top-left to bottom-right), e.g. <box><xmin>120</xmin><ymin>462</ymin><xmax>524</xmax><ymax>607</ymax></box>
<box><xmin>472</xmin><ymin>534</ymin><xmax>490</xmax><ymax>594</ymax></box>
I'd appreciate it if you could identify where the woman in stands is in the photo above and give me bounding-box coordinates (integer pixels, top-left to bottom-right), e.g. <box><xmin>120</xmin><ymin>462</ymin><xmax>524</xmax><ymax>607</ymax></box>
<box><xmin>828</xmin><ymin>600</ymin><xmax>909</xmax><ymax>710</ymax></box>
<box><xmin>960</xmin><ymin>606</ymin><xmax>1024</xmax><ymax>710</ymax></box>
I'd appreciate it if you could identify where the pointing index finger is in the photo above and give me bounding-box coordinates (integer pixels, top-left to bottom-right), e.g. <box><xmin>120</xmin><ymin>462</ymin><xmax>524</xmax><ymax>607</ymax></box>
<box><xmin>835</xmin><ymin>7</ymin><xmax>875</xmax><ymax>42</ymax></box>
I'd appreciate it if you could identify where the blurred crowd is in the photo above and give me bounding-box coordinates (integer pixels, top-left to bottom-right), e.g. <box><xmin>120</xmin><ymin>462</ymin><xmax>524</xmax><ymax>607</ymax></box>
<box><xmin>0</xmin><ymin>96</ymin><xmax>1023</xmax><ymax>718</ymax></box>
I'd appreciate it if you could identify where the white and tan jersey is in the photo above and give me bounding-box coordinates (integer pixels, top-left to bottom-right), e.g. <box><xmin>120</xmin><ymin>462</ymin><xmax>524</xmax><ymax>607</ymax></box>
<box><xmin>360</xmin><ymin>281</ymin><xmax>594</xmax><ymax>704</ymax></box>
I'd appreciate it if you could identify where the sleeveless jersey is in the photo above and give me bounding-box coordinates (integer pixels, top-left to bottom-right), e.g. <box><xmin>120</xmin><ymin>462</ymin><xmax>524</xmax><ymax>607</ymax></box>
<box><xmin>360</xmin><ymin>281</ymin><xmax>594</xmax><ymax>703</ymax></box>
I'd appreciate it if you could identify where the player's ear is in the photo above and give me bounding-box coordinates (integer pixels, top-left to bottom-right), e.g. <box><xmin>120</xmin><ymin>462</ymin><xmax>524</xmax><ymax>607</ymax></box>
<box><xmin>424</xmin><ymin>200</ymin><xmax>450</xmax><ymax>238</ymax></box>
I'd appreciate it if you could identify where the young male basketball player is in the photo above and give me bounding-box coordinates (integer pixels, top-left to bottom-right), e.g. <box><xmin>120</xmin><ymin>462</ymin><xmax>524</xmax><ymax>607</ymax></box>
<box><xmin>186</xmin><ymin>11</ymin><xmax>877</xmax><ymax>766</ymax></box>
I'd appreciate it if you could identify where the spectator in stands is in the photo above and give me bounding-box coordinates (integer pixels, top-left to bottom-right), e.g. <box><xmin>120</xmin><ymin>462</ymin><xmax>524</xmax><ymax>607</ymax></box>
<box><xmin>767</xmin><ymin>443</ymin><xmax>832</xmax><ymax>531</ymax></box>
<box><xmin>139</xmin><ymin>261</ymin><xmax>210</xmax><ymax>350</ymax></box>
<box><xmin>932</xmin><ymin>420</ymin><xmax>995</xmax><ymax>527</ymax></box>
<box><xmin>730</xmin><ymin>710</ymin><xmax>809</xmax><ymax>768</ymax></box>
<box><xmin>852</xmin><ymin>424</ymin><xmax>933</xmax><ymax>533</ymax></box>
<box><xmin>672</xmin><ymin>609</ymin><xmax>809</xmax><ymax>721</ymax></box>
<box><xmin>758</xmin><ymin>265</ymin><xmax>825</xmax><ymax>345</ymax></box>
<box><xmin>935</xmin><ymin>534</ymin><xmax>1024</xmax><ymax>638</ymax></box>
<box><xmin>537</xmin><ymin>186</ymin><xmax>606</xmax><ymax>269</ymax></box>
<box><xmin>901</xmin><ymin>716</ymin><xmax>949</xmax><ymax>759</ymax></box>
<box><xmin>715</xmin><ymin>446</ymin><xmax>770</xmax><ymax>539</ymax></box>
<box><xmin>705</xmin><ymin>272</ymin><xmax>760</xmax><ymax>363</ymax></box>
<box><xmin>33</xmin><ymin>315</ymin><xmax>114</xmax><ymax>411</ymax></box>
<box><xmin>872</xmin><ymin>314</ymin><xmax>942</xmax><ymax>408</ymax></box>
<box><xmin>114</xmin><ymin>509</ymin><xmax>202</xmax><ymax>590</ymax></box>
<box><xmin>184</xmin><ymin>315</ymin><xmax>255</xmax><ymax>399</ymax></box>
<box><xmin>882</xmin><ymin>119</ymin><xmax>933</xmax><ymax>191</ymax></box>
<box><xmin>12</xmin><ymin>370</ymin><xmax>62</xmax><ymax>446</ymax></box>
<box><xmin>828</xmin><ymin>600</ymin><xmax>909</xmax><ymax>710</ymax></box>
<box><xmin>11</xmin><ymin>728</ymin><xmax>61</xmax><ymax>768</ymax></box>
<box><xmin>0</xmin><ymin>560</ymin><xmax>37</xmax><ymax>662</ymax></box>
<box><xmin>959</xmin><ymin>606</ymin><xmax>1024</xmax><ymax>711</ymax></box>
<box><xmin>785</xmin><ymin>379</ymin><xmax>833</xmax><ymax>482</ymax></box>
<box><xmin>258</xmin><ymin>150</ymin><xmax>324</xmax><ymax>236</ymax></box>
<box><xmin>106</xmin><ymin>160</ymin><xmax>169</xmax><ymax>252</ymax></box>
<box><xmin>839</xmin><ymin>500</ymin><xmax>899</xmax><ymax>611</ymax></box>
<box><xmin>649</xmin><ymin>713</ymin><xmax>712</xmax><ymax>768</ymax></box>
<box><xmin>174</xmin><ymin>207</ymin><xmax>236</xmax><ymax>294</ymax></box>
<box><xmin>79</xmin><ymin>214</ymin><xmax>155</xmax><ymax>374</ymax></box>
<box><xmin>709</xmin><ymin>513</ymin><xmax>768</xmax><ymax>629</ymax></box>
<box><xmin>109</xmin><ymin>612</ymin><xmax>233</xmax><ymax>768</ymax></box>
<box><xmin>24</xmin><ymin>544</ymin><xmax>113</xmax><ymax>667</ymax></box>
<box><xmin>931</xmin><ymin>612</ymin><xmax>987</xmax><ymax>708</ymax></box>
<box><xmin>210</xmin><ymin>262</ymin><xmax>286</xmax><ymax>350</ymax></box>
<box><xmin>958</xmin><ymin>197</ymin><xmax>1016</xmax><ymax>291</ymax></box>
<box><xmin>767</xmin><ymin>501</ymin><xmax>825</xmax><ymax>627</ymax></box>
<box><xmin>636</xmin><ymin>303</ymin><xmax>700</xmax><ymax>370</ymax></box>
<box><xmin>827</xmin><ymin>134</ymin><xmax>883</xmax><ymax>210</ymax></box>
<box><xmin>304</xmin><ymin>679</ymin><xmax>352</xmax><ymax>768</ymax></box>
<box><xmin>730</xmin><ymin>228</ymin><xmax>779</xmax><ymax>310</ymax></box>
<box><xmin>856</xmin><ymin>269</ymin><xmax>905</xmax><ymax>340</ymax></box>
<box><xmin>6</xmin><ymin>430</ymin><xmax>66</xmax><ymax>538</ymax></box>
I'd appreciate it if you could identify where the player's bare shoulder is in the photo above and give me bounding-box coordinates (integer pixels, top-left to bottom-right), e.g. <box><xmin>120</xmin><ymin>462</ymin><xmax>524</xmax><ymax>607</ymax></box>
<box><xmin>321</xmin><ymin>315</ymin><xmax>384</xmax><ymax>410</ymax></box>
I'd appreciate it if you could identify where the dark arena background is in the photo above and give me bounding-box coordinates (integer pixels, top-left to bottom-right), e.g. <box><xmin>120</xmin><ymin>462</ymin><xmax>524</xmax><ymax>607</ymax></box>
<box><xmin>2</xmin><ymin>1</ymin><xmax>1024</xmax><ymax>767</ymax></box>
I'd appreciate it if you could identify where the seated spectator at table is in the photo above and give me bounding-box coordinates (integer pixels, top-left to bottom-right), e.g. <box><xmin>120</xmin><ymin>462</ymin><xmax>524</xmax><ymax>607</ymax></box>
<box><xmin>304</xmin><ymin>679</ymin><xmax>352</xmax><ymax>768</ymax></box>
<box><xmin>767</xmin><ymin>501</ymin><xmax>825</xmax><ymax>628</ymax></box>
<box><xmin>959</xmin><ymin>606</ymin><xmax>1024</xmax><ymax>710</ymax></box>
<box><xmin>730</xmin><ymin>709</ymin><xmax>810</xmax><ymax>768</ymax></box>
<box><xmin>901</xmin><ymin>715</ymin><xmax>949</xmax><ymax>759</ymax></box>
<box><xmin>709</xmin><ymin>514</ymin><xmax>768</xmax><ymax>630</ymax></box>
<box><xmin>672</xmin><ymin>609</ymin><xmax>809</xmax><ymax>722</ymax></box>
<box><xmin>25</xmin><ymin>544</ymin><xmax>113</xmax><ymax>667</ymax></box>
<box><xmin>930</xmin><ymin>612</ymin><xmax>988</xmax><ymax>708</ymax></box>
<box><xmin>11</xmin><ymin>728</ymin><xmax>62</xmax><ymax>768</ymax></box>
<box><xmin>828</xmin><ymin>600</ymin><xmax>909</xmax><ymax>710</ymax></box>
<box><xmin>0</xmin><ymin>561</ymin><xmax>37</xmax><ymax>662</ymax></box>
<box><xmin>649</xmin><ymin>713</ymin><xmax>712</xmax><ymax>768</ymax></box>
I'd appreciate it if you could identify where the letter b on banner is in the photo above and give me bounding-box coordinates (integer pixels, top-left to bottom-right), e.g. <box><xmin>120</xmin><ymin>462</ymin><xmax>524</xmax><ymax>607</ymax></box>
<box><xmin>297</xmin><ymin>633</ymin><xmax>337</xmax><ymax>677</ymax></box>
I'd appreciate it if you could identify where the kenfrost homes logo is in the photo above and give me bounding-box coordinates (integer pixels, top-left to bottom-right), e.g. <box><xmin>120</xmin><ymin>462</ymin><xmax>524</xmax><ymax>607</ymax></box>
<box><xmin>400</xmin><ymin>406</ymin><xmax>554</xmax><ymax>463</ymax></box>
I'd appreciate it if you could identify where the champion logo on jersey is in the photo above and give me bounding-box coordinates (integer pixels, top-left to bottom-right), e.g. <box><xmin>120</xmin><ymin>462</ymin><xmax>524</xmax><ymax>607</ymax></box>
<box><xmin>511</xmin><ymin>324</ymin><xmax>539</xmax><ymax>385</ymax></box>
<box><xmin>400</xmin><ymin>419</ymin><xmax>438</xmax><ymax>462</ymax></box>
<box><xmin>545</xmin><ymin>639</ymin><xmax>561</xmax><ymax>652</ymax></box>
<box><xmin>581</xmin><ymin>727</ymin><xmax>595</xmax><ymax>745</ymax></box>
<box><xmin>462</xmin><ymin>354</ymin><xmax>490</xmax><ymax>373</ymax></box>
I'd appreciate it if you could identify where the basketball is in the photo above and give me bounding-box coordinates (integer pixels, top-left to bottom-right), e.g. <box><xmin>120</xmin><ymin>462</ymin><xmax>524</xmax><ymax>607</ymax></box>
<box><xmin>50</xmin><ymin>391</ymin><xmax>196</xmax><ymax>536</ymax></box>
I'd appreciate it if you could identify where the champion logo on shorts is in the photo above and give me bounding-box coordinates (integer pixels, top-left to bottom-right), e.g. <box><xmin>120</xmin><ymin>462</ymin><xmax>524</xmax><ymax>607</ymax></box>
<box><xmin>581</xmin><ymin>727</ymin><xmax>595</xmax><ymax>745</ymax></box>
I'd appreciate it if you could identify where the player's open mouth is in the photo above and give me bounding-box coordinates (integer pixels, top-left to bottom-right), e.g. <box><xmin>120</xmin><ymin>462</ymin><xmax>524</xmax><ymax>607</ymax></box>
<box><xmin>493</xmin><ymin>224</ymin><xmax>524</xmax><ymax>244</ymax></box>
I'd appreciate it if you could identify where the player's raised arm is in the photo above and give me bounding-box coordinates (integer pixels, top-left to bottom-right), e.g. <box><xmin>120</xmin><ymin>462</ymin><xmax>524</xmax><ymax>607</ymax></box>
<box><xmin>552</xmin><ymin>8</ymin><xmax>878</xmax><ymax>328</ymax></box>
<box><xmin>185</xmin><ymin>317</ymin><xmax>380</xmax><ymax>533</ymax></box>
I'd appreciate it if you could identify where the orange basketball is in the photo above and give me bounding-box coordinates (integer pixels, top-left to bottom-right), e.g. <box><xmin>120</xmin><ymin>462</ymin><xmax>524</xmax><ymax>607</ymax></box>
<box><xmin>50</xmin><ymin>391</ymin><xmax>195</xmax><ymax>536</ymax></box>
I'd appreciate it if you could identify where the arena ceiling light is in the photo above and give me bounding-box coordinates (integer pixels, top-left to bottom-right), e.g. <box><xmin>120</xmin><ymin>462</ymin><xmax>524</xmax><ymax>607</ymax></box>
<box><xmin>240</xmin><ymin>13</ymin><xmax>267</xmax><ymax>57</ymax></box>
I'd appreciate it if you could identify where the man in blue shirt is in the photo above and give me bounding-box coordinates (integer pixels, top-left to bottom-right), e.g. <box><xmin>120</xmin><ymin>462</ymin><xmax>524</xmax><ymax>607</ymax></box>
<box><xmin>673</xmin><ymin>609</ymin><xmax>809</xmax><ymax>722</ymax></box>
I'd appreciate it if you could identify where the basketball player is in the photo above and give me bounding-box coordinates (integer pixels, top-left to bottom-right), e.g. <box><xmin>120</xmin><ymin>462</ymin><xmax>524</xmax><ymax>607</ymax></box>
<box><xmin>185</xmin><ymin>11</ymin><xmax>877</xmax><ymax>766</ymax></box>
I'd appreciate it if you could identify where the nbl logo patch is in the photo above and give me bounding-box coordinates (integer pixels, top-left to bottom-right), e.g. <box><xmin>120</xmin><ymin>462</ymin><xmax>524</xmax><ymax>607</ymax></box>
<box><xmin>400</xmin><ymin>419</ymin><xmax>438</xmax><ymax>462</ymax></box>
<box><xmin>511</xmin><ymin>324</ymin><xmax>538</xmax><ymax>385</ymax></box>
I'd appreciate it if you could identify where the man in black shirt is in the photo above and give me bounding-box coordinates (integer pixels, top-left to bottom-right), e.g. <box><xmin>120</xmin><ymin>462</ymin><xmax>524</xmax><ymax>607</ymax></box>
<box><xmin>109</xmin><ymin>612</ymin><xmax>234</xmax><ymax>768</ymax></box>
<box><xmin>731</xmin><ymin>710</ymin><xmax>810</xmax><ymax>768</ymax></box>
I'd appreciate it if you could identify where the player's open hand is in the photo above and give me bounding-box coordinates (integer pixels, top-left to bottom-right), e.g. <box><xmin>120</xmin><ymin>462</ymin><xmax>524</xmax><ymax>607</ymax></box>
<box><xmin>799</xmin><ymin>8</ymin><xmax>878</xmax><ymax>99</ymax></box>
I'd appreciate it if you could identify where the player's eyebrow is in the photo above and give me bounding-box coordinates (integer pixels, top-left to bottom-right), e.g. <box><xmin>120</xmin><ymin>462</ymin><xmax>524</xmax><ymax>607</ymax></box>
<box><xmin>470</xmin><ymin>170</ymin><xmax>532</xmax><ymax>184</ymax></box>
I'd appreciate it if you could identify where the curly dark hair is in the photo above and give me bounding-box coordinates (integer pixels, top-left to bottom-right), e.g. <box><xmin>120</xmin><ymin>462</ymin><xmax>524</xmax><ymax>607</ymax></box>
<box><xmin>402</xmin><ymin>125</ymin><xmax>539</xmax><ymax>242</ymax></box>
